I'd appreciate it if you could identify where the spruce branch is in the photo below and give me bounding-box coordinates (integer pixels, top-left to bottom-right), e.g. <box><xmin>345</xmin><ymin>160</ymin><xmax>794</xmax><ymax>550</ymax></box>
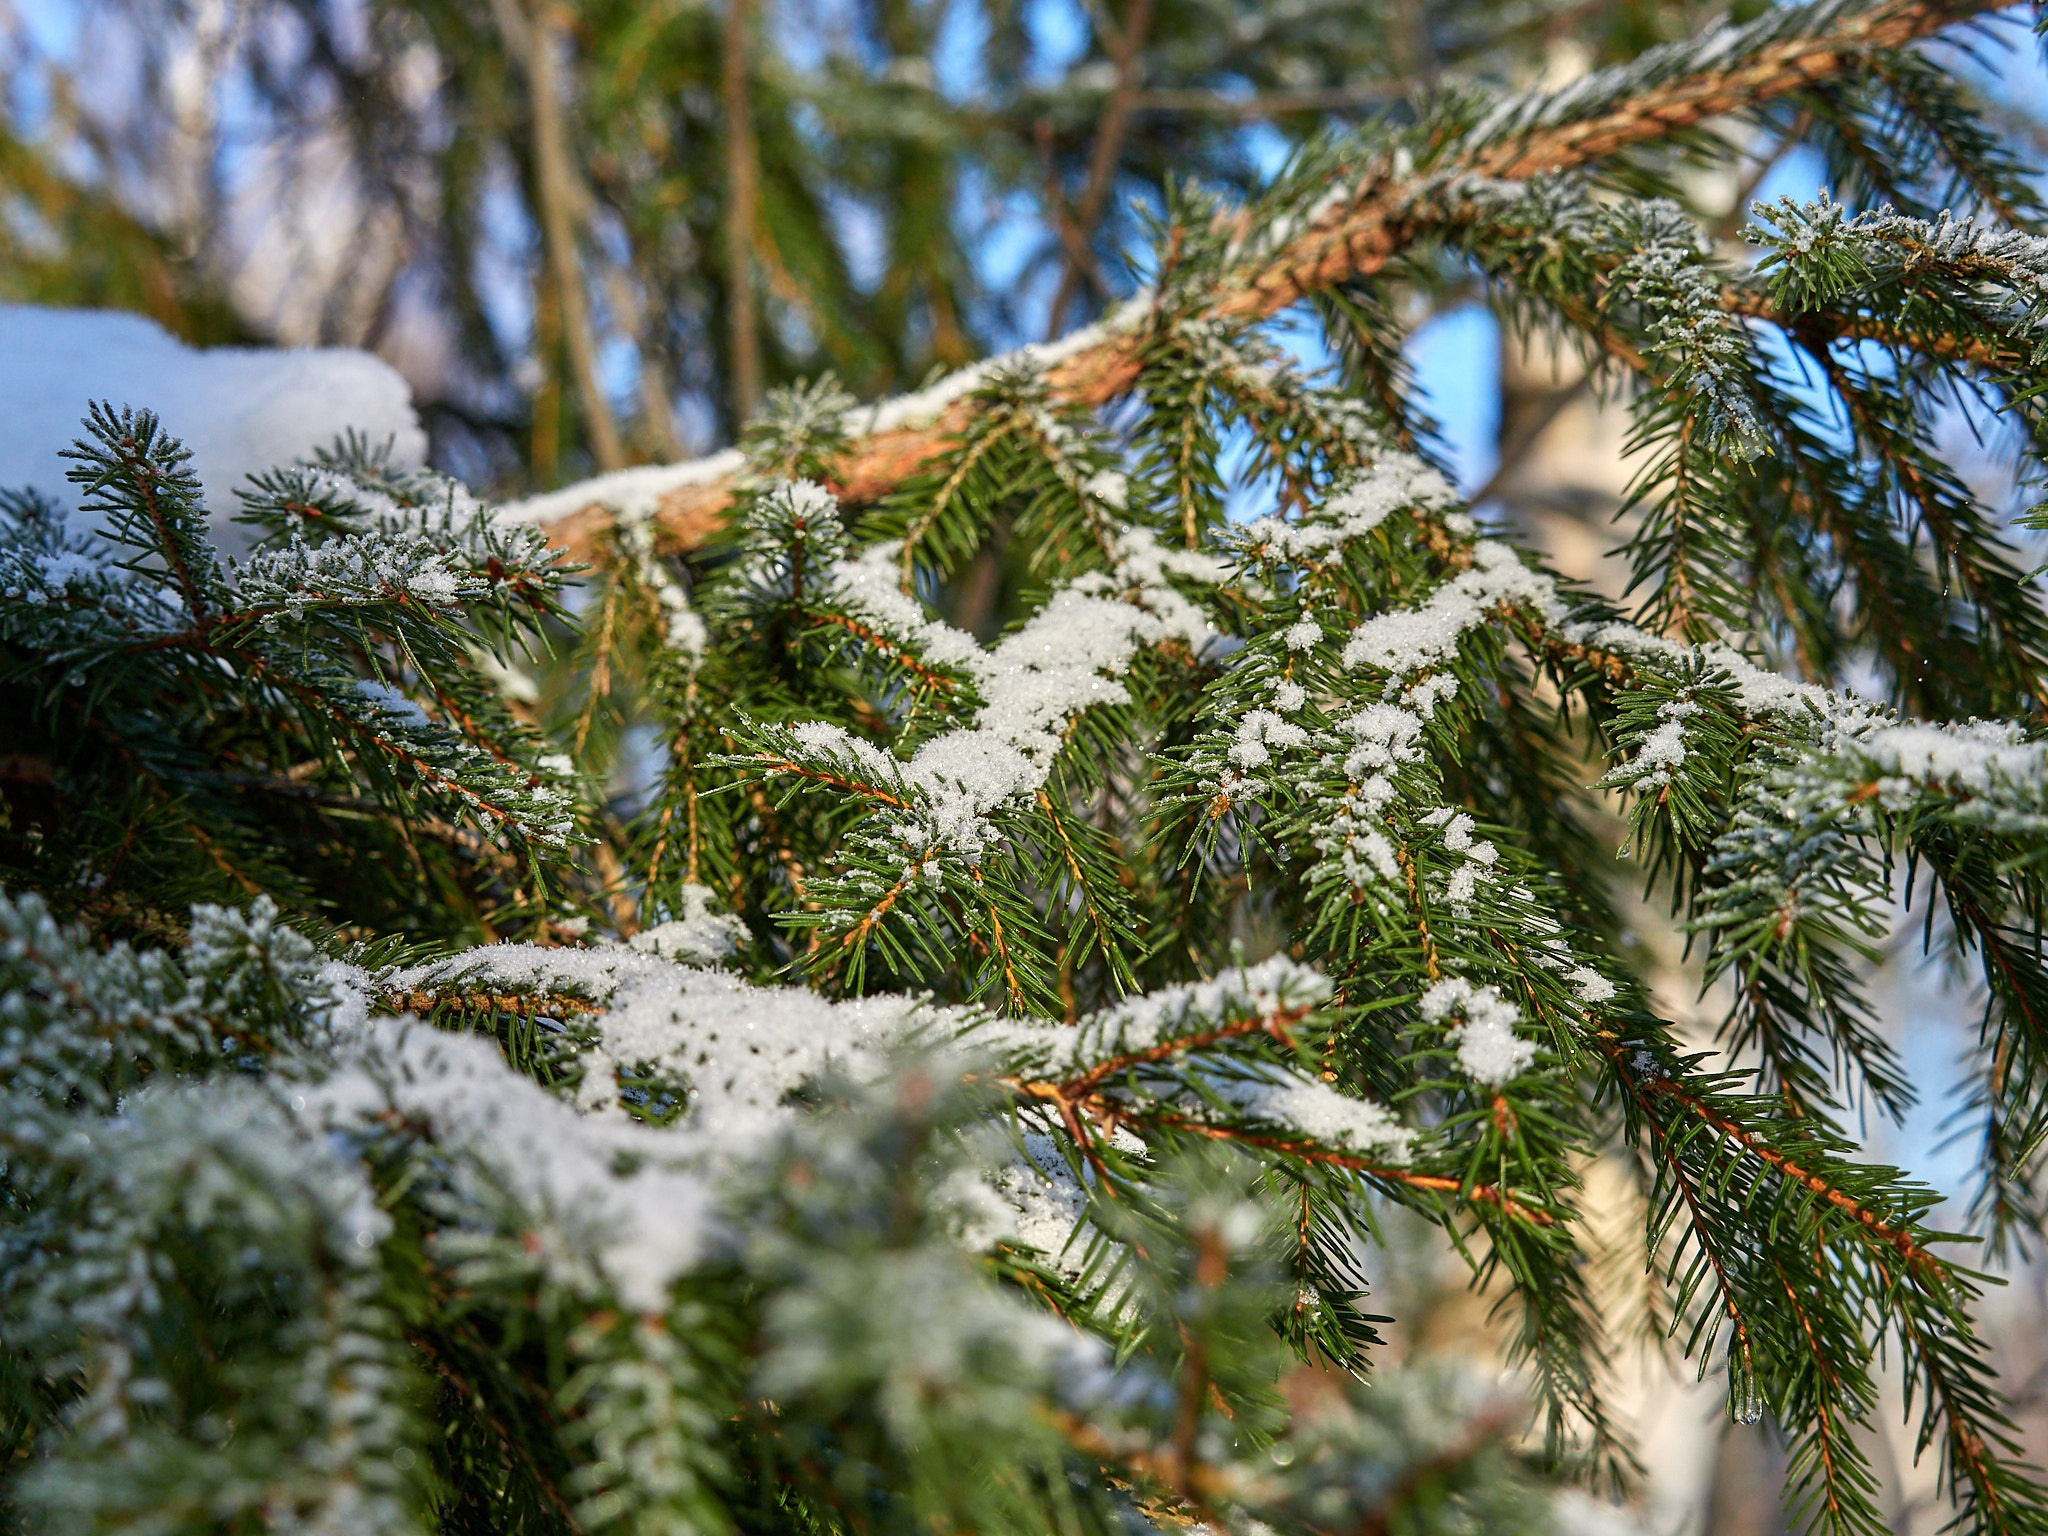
<box><xmin>515</xmin><ymin>0</ymin><xmax>1999</xmax><ymax>563</ymax></box>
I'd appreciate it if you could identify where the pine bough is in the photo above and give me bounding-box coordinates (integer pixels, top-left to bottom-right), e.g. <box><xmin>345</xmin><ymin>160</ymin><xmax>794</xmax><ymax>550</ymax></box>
<box><xmin>10</xmin><ymin>3</ymin><xmax>2048</xmax><ymax>1533</ymax></box>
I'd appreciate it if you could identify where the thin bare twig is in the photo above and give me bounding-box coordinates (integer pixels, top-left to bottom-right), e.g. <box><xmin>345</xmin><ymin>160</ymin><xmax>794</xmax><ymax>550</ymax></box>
<box><xmin>1045</xmin><ymin>0</ymin><xmax>1159</xmax><ymax>341</ymax></box>
<box><xmin>722</xmin><ymin>0</ymin><xmax>764</xmax><ymax>424</ymax></box>
<box><xmin>494</xmin><ymin>0</ymin><xmax>628</xmax><ymax>471</ymax></box>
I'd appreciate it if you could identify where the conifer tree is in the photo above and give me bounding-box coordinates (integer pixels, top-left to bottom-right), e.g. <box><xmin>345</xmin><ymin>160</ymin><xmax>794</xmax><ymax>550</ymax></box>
<box><xmin>9</xmin><ymin>2</ymin><xmax>2048</xmax><ymax>1532</ymax></box>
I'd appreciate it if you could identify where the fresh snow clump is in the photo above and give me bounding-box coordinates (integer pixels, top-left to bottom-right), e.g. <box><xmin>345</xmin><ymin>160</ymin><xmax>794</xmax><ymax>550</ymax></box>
<box><xmin>0</xmin><ymin>305</ymin><xmax>425</xmax><ymax>533</ymax></box>
<box><xmin>629</xmin><ymin>883</ymin><xmax>750</xmax><ymax>964</ymax></box>
<box><xmin>1419</xmin><ymin>977</ymin><xmax>1537</xmax><ymax>1084</ymax></box>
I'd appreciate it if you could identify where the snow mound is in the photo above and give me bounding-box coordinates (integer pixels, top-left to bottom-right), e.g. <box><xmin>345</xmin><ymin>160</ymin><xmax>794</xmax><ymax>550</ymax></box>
<box><xmin>0</xmin><ymin>305</ymin><xmax>426</xmax><ymax>514</ymax></box>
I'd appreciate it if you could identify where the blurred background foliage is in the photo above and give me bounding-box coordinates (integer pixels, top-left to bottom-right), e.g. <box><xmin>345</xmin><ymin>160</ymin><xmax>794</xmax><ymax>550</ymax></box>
<box><xmin>0</xmin><ymin>0</ymin><xmax>1751</xmax><ymax>491</ymax></box>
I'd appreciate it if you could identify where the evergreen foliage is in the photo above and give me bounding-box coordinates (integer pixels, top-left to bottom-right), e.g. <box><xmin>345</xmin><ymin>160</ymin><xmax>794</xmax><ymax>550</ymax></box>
<box><xmin>10</xmin><ymin>2</ymin><xmax>2048</xmax><ymax>1533</ymax></box>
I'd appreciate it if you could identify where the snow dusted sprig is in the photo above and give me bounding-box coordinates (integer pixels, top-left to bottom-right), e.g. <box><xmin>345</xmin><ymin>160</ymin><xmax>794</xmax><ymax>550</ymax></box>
<box><xmin>237</xmin><ymin>447</ymin><xmax>574</xmax><ymax>595</ymax></box>
<box><xmin>22</xmin><ymin>12</ymin><xmax>2048</xmax><ymax>1525</ymax></box>
<box><xmin>223</xmin><ymin>529</ymin><xmax>487</xmax><ymax>619</ymax></box>
<box><xmin>0</xmin><ymin>488</ymin><xmax>163</xmax><ymax>636</ymax></box>
<box><xmin>5</xmin><ymin>408</ymin><xmax>582</xmax><ymax>879</ymax></box>
<box><xmin>997</xmin><ymin>956</ymin><xmax>1413</xmax><ymax>1164</ymax></box>
<box><xmin>1751</xmin><ymin>192</ymin><xmax>2048</xmax><ymax>321</ymax></box>
<box><xmin>1340</xmin><ymin>540</ymin><xmax>1563</xmax><ymax>678</ymax></box>
<box><xmin>1238</xmin><ymin>455</ymin><xmax>1459</xmax><ymax>564</ymax></box>
<box><xmin>729</xmin><ymin>483</ymin><xmax>1229</xmax><ymax>1003</ymax></box>
<box><xmin>5</xmin><ymin>885</ymin><xmax>1405</xmax><ymax>1341</ymax></box>
<box><xmin>359</xmin><ymin>904</ymin><xmax>1432</xmax><ymax>1254</ymax></box>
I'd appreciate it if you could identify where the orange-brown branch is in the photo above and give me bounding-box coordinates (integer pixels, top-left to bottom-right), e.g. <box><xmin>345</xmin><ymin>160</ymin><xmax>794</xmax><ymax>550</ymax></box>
<box><xmin>1611</xmin><ymin>1045</ymin><xmax>1940</xmax><ymax>1272</ymax></box>
<box><xmin>807</xmin><ymin>610</ymin><xmax>962</xmax><ymax>692</ymax></box>
<box><xmin>533</xmin><ymin>0</ymin><xmax>1989</xmax><ymax>565</ymax></box>
<box><xmin>752</xmin><ymin>754</ymin><xmax>912</xmax><ymax>809</ymax></box>
<box><xmin>380</xmin><ymin>986</ymin><xmax>605</xmax><ymax>1018</ymax></box>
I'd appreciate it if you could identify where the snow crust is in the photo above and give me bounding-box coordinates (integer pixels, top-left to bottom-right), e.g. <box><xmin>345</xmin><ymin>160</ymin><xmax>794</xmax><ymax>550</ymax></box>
<box><xmin>858</xmin><ymin>293</ymin><xmax>1152</xmax><ymax>437</ymax></box>
<box><xmin>1074</xmin><ymin>954</ymin><xmax>1331</xmax><ymax>1056</ymax></box>
<box><xmin>498</xmin><ymin>448</ymin><xmax>748</xmax><ymax>528</ymax></box>
<box><xmin>497</xmin><ymin>294</ymin><xmax>1152</xmax><ymax>528</ymax></box>
<box><xmin>0</xmin><ymin>305</ymin><xmax>425</xmax><ymax>518</ymax></box>
<box><xmin>1213</xmin><ymin>1070</ymin><xmax>1413</xmax><ymax>1159</ymax></box>
<box><xmin>1848</xmin><ymin>717</ymin><xmax>2048</xmax><ymax>794</ymax></box>
<box><xmin>378</xmin><ymin>940</ymin><xmax>947</xmax><ymax>1137</ymax></box>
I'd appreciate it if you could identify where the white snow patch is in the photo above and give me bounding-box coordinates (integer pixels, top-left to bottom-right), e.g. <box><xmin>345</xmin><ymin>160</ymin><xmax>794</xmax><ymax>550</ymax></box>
<box><xmin>338</xmin><ymin>942</ymin><xmax>1409</xmax><ymax>1288</ymax></box>
<box><xmin>498</xmin><ymin>448</ymin><xmax>749</xmax><ymax>529</ymax></box>
<box><xmin>861</xmin><ymin>294</ymin><xmax>1153</xmax><ymax>437</ymax></box>
<box><xmin>1213</xmin><ymin>1071</ymin><xmax>1413</xmax><ymax>1159</ymax></box>
<box><xmin>378</xmin><ymin>942</ymin><xmax>948</xmax><ymax>1141</ymax></box>
<box><xmin>0</xmin><ymin>305</ymin><xmax>424</xmax><ymax>536</ymax></box>
<box><xmin>1343</xmin><ymin>540</ymin><xmax>1560</xmax><ymax>676</ymax></box>
<box><xmin>498</xmin><ymin>298</ymin><xmax>1153</xmax><ymax>530</ymax></box>
<box><xmin>774</xmin><ymin>521</ymin><xmax>1227</xmax><ymax>866</ymax></box>
<box><xmin>1567</xmin><ymin>966</ymin><xmax>1616</xmax><ymax>1004</ymax></box>
<box><xmin>304</xmin><ymin>1012</ymin><xmax>715</xmax><ymax>1312</ymax></box>
<box><xmin>1241</xmin><ymin>453</ymin><xmax>1456</xmax><ymax>562</ymax></box>
<box><xmin>1603</xmin><ymin>696</ymin><xmax>1701</xmax><ymax>792</ymax></box>
<box><xmin>1419</xmin><ymin>977</ymin><xmax>1537</xmax><ymax>1085</ymax></box>
<box><xmin>1853</xmin><ymin>718</ymin><xmax>2046</xmax><ymax>791</ymax></box>
<box><xmin>629</xmin><ymin>884</ymin><xmax>749</xmax><ymax>965</ymax></box>
<box><xmin>1078</xmin><ymin>955</ymin><xmax>1332</xmax><ymax>1056</ymax></box>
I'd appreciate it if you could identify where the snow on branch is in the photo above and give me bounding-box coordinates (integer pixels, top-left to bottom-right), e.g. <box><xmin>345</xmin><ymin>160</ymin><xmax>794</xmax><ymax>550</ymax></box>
<box><xmin>499</xmin><ymin>0</ymin><xmax>1990</xmax><ymax>565</ymax></box>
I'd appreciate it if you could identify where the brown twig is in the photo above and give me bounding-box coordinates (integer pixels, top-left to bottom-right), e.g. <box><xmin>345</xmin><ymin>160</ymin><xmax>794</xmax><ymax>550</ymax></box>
<box><xmin>1044</xmin><ymin>0</ymin><xmax>1159</xmax><ymax>340</ymax></box>
<box><xmin>721</xmin><ymin>0</ymin><xmax>764</xmax><ymax>423</ymax></box>
<box><xmin>381</xmin><ymin>985</ymin><xmax>605</xmax><ymax>1017</ymax></box>
<box><xmin>752</xmin><ymin>754</ymin><xmax>912</xmax><ymax>809</ymax></box>
<box><xmin>1619</xmin><ymin>1049</ymin><xmax>1938</xmax><ymax>1272</ymax></box>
